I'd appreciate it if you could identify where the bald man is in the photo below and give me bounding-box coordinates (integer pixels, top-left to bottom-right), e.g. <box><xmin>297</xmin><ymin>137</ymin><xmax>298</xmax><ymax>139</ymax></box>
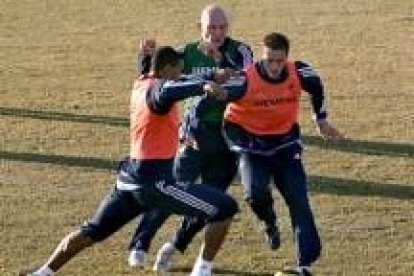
<box><xmin>128</xmin><ymin>5</ymin><xmax>280</xmax><ymax>275</ymax></box>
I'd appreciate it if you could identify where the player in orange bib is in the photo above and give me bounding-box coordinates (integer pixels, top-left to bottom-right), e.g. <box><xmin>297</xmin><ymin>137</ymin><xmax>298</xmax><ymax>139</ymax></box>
<box><xmin>20</xmin><ymin>46</ymin><xmax>244</xmax><ymax>276</ymax></box>
<box><xmin>221</xmin><ymin>33</ymin><xmax>344</xmax><ymax>276</ymax></box>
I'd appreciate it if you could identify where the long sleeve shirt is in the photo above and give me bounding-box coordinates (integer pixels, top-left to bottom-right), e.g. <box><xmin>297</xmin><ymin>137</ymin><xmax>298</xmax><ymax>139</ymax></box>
<box><xmin>122</xmin><ymin>74</ymin><xmax>214</xmax><ymax>184</ymax></box>
<box><xmin>222</xmin><ymin>60</ymin><xmax>329</xmax><ymax>155</ymax></box>
<box><xmin>137</xmin><ymin>37</ymin><xmax>253</xmax><ymax>153</ymax></box>
<box><xmin>146</xmin><ymin>75</ymin><xmax>211</xmax><ymax>115</ymax></box>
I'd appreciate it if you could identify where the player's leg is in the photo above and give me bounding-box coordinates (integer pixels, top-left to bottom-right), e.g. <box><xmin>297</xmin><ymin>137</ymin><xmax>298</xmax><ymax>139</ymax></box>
<box><xmin>167</xmin><ymin>148</ymin><xmax>237</xmax><ymax>254</ymax></box>
<box><xmin>22</xmin><ymin>187</ymin><xmax>143</xmax><ymax>276</ymax></box>
<box><xmin>149</xmin><ymin>179</ymin><xmax>238</xmax><ymax>275</ymax></box>
<box><xmin>272</xmin><ymin>145</ymin><xmax>321</xmax><ymax>274</ymax></box>
<box><xmin>128</xmin><ymin>146</ymin><xmax>202</xmax><ymax>268</ymax></box>
<box><xmin>151</xmin><ymin>144</ymin><xmax>204</xmax><ymax>271</ymax></box>
<box><xmin>238</xmin><ymin>152</ymin><xmax>281</xmax><ymax>250</ymax></box>
<box><xmin>127</xmin><ymin>208</ymin><xmax>171</xmax><ymax>267</ymax></box>
<box><xmin>201</xmin><ymin>148</ymin><xmax>238</xmax><ymax>190</ymax></box>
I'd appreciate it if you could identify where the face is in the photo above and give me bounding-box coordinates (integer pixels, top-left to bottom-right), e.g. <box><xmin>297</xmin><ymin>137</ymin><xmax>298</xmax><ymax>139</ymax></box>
<box><xmin>262</xmin><ymin>47</ymin><xmax>288</xmax><ymax>77</ymax></box>
<box><xmin>200</xmin><ymin>8</ymin><xmax>228</xmax><ymax>47</ymax></box>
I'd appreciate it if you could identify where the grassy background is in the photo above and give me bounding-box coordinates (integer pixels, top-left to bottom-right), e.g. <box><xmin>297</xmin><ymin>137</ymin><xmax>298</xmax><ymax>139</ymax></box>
<box><xmin>1</xmin><ymin>0</ymin><xmax>413</xmax><ymax>275</ymax></box>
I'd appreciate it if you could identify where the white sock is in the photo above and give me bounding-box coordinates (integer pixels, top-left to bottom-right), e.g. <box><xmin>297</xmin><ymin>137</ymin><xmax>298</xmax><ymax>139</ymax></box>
<box><xmin>196</xmin><ymin>257</ymin><xmax>213</xmax><ymax>270</ymax></box>
<box><xmin>298</xmin><ymin>266</ymin><xmax>311</xmax><ymax>273</ymax></box>
<box><xmin>33</xmin><ymin>265</ymin><xmax>54</xmax><ymax>276</ymax></box>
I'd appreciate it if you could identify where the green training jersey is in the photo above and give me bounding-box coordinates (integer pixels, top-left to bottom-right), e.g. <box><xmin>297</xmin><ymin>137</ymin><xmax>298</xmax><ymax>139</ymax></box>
<box><xmin>180</xmin><ymin>37</ymin><xmax>253</xmax><ymax>122</ymax></box>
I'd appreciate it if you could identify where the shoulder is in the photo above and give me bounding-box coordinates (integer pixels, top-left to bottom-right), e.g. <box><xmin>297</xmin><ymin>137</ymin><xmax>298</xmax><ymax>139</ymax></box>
<box><xmin>227</xmin><ymin>38</ymin><xmax>252</xmax><ymax>52</ymax></box>
<box><xmin>293</xmin><ymin>61</ymin><xmax>319</xmax><ymax>78</ymax></box>
<box><xmin>294</xmin><ymin>60</ymin><xmax>313</xmax><ymax>69</ymax></box>
<box><xmin>246</xmin><ymin>61</ymin><xmax>259</xmax><ymax>72</ymax></box>
<box><xmin>226</xmin><ymin>37</ymin><xmax>250</xmax><ymax>47</ymax></box>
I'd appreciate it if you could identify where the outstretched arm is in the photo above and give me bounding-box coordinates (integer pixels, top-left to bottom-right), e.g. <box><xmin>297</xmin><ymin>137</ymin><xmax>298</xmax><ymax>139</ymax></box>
<box><xmin>296</xmin><ymin>61</ymin><xmax>344</xmax><ymax>141</ymax></box>
<box><xmin>148</xmin><ymin>74</ymin><xmax>230</xmax><ymax>114</ymax></box>
<box><xmin>147</xmin><ymin>77</ymin><xmax>207</xmax><ymax>114</ymax></box>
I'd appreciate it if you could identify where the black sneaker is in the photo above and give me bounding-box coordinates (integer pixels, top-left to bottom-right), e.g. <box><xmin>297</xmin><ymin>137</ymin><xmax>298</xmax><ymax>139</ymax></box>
<box><xmin>264</xmin><ymin>224</ymin><xmax>281</xmax><ymax>250</ymax></box>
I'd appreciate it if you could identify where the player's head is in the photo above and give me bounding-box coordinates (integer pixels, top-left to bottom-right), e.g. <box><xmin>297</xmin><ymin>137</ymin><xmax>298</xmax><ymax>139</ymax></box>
<box><xmin>262</xmin><ymin>32</ymin><xmax>290</xmax><ymax>76</ymax></box>
<box><xmin>151</xmin><ymin>46</ymin><xmax>183</xmax><ymax>80</ymax></box>
<box><xmin>199</xmin><ymin>5</ymin><xmax>229</xmax><ymax>47</ymax></box>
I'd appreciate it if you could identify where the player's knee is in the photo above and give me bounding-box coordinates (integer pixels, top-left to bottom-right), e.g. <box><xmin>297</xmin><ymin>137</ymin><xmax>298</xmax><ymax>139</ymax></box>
<box><xmin>60</xmin><ymin>229</ymin><xmax>94</xmax><ymax>253</ymax></box>
<box><xmin>80</xmin><ymin>222</ymin><xmax>112</xmax><ymax>243</ymax></box>
<box><xmin>212</xmin><ymin>196</ymin><xmax>239</xmax><ymax>221</ymax></box>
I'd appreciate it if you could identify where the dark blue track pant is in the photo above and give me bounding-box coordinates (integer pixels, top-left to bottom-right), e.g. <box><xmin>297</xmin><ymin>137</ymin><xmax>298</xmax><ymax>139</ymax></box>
<box><xmin>129</xmin><ymin>143</ymin><xmax>279</xmax><ymax>253</ymax></box>
<box><xmin>81</xmin><ymin>158</ymin><xmax>238</xmax><ymax>244</ymax></box>
<box><xmin>239</xmin><ymin>145</ymin><xmax>321</xmax><ymax>267</ymax></box>
<box><xmin>128</xmin><ymin>145</ymin><xmax>238</xmax><ymax>252</ymax></box>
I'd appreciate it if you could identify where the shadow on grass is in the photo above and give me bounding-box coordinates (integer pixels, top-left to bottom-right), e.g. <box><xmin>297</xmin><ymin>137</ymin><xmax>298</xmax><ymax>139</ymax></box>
<box><xmin>1</xmin><ymin>150</ymin><xmax>413</xmax><ymax>200</ymax></box>
<box><xmin>0</xmin><ymin>151</ymin><xmax>116</xmax><ymax>170</ymax></box>
<box><xmin>171</xmin><ymin>266</ymin><xmax>274</xmax><ymax>275</ymax></box>
<box><xmin>0</xmin><ymin>106</ymin><xmax>128</xmax><ymax>127</ymax></box>
<box><xmin>308</xmin><ymin>175</ymin><xmax>414</xmax><ymax>200</ymax></box>
<box><xmin>302</xmin><ymin>135</ymin><xmax>414</xmax><ymax>158</ymax></box>
<box><xmin>2</xmin><ymin>106</ymin><xmax>413</xmax><ymax>158</ymax></box>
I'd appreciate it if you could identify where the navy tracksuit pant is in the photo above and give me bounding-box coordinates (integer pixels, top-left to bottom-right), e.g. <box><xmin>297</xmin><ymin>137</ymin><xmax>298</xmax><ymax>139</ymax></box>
<box><xmin>129</xmin><ymin>140</ymin><xmax>238</xmax><ymax>253</ymax></box>
<box><xmin>81</xmin><ymin>158</ymin><xmax>238</xmax><ymax>243</ymax></box>
<box><xmin>239</xmin><ymin>144</ymin><xmax>321</xmax><ymax>266</ymax></box>
<box><xmin>129</xmin><ymin>126</ymin><xmax>280</xmax><ymax>255</ymax></box>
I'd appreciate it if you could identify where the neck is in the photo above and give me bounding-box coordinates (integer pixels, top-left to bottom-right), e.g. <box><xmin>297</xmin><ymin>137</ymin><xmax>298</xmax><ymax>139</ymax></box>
<box><xmin>263</xmin><ymin>61</ymin><xmax>282</xmax><ymax>80</ymax></box>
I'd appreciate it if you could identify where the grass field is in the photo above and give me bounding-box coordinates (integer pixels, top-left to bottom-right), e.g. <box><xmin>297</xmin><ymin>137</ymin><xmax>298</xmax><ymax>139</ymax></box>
<box><xmin>1</xmin><ymin>0</ymin><xmax>413</xmax><ymax>275</ymax></box>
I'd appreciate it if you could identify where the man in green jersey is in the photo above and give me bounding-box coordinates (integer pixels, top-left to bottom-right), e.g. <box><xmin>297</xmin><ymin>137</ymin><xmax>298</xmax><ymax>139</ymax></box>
<box><xmin>128</xmin><ymin>5</ymin><xmax>280</xmax><ymax>273</ymax></box>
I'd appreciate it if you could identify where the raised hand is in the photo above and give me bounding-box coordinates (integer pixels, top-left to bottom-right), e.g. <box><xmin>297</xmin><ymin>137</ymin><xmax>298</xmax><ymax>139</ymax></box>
<box><xmin>203</xmin><ymin>82</ymin><xmax>228</xmax><ymax>101</ymax></box>
<box><xmin>213</xmin><ymin>68</ymin><xmax>235</xmax><ymax>84</ymax></box>
<box><xmin>138</xmin><ymin>38</ymin><xmax>157</xmax><ymax>57</ymax></box>
<box><xmin>198</xmin><ymin>40</ymin><xmax>222</xmax><ymax>62</ymax></box>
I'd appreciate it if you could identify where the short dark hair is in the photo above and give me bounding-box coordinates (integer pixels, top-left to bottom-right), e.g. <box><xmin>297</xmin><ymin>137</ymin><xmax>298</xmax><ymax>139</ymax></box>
<box><xmin>151</xmin><ymin>46</ymin><xmax>181</xmax><ymax>72</ymax></box>
<box><xmin>263</xmin><ymin>32</ymin><xmax>290</xmax><ymax>53</ymax></box>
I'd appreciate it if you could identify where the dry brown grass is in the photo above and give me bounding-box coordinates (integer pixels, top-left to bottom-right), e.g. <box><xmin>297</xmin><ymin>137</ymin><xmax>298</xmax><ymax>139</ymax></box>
<box><xmin>1</xmin><ymin>0</ymin><xmax>413</xmax><ymax>275</ymax></box>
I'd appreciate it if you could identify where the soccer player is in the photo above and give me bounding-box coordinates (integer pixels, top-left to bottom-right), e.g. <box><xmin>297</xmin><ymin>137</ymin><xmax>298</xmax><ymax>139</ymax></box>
<box><xmin>20</xmin><ymin>46</ymin><xmax>242</xmax><ymax>276</ymax></box>
<box><xmin>128</xmin><ymin>4</ymin><xmax>281</xmax><ymax>272</ymax></box>
<box><xmin>221</xmin><ymin>32</ymin><xmax>344</xmax><ymax>276</ymax></box>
